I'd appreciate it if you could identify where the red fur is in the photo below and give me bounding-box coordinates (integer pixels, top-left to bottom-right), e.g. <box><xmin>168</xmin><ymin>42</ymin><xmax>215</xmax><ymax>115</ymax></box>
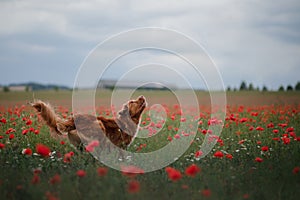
<box><xmin>31</xmin><ymin>96</ymin><xmax>147</xmax><ymax>149</ymax></box>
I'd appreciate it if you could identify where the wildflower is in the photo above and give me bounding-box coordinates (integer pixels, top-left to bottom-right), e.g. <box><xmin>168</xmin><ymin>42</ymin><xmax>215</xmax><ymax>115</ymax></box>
<box><xmin>255</xmin><ymin>157</ymin><xmax>263</xmax><ymax>163</ymax></box>
<box><xmin>256</xmin><ymin>126</ymin><xmax>264</xmax><ymax>131</ymax></box>
<box><xmin>0</xmin><ymin>143</ymin><xmax>5</xmax><ymax>149</ymax></box>
<box><xmin>282</xmin><ymin>137</ymin><xmax>291</xmax><ymax>145</ymax></box>
<box><xmin>22</xmin><ymin>129</ymin><xmax>29</xmax><ymax>135</ymax></box>
<box><xmin>0</xmin><ymin>118</ymin><xmax>7</xmax><ymax>124</ymax></box>
<box><xmin>226</xmin><ymin>154</ymin><xmax>233</xmax><ymax>160</ymax></box>
<box><xmin>214</xmin><ymin>151</ymin><xmax>224</xmax><ymax>158</ymax></box>
<box><xmin>85</xmin><ymin>140</ymin><xmax>100</xmax><ymax>152</ymax></box>
<box><xmin>273</xmin><ymin>129</ymin><xmax>279</xmax><ymax>134</ymax></box>
<box><xmin>49</xmin><ymin>174</ymin><xmax>61</xmax><ymax>185</ymax></box>
<box><xmin>121</xmin><ymin>165</ymin><xmax>144</xmax><ymax>178</ymax></box>
<box><xmin>9</xmin><ymin>133</ymin><xmax>15</xmax><ymax>140</ymax></box>
<box><xmin>76</xmin><ymin>170</ymin><xmax>86</xmax><ymax>177</ymax></box>
<box><xmin>201</xmin><ymin>188</ymin><xmax>211</xmax><ymax>197</ymax></box>
<box><xmin>26</xmin><ymin>119</ymin><xmax>32</xmax><ymax>126</ymax></box>
<box><xmin>182</xmin><ymin>184</ymin><xmax>189</xmax><ymax>189</ymax></box>
<box><xmin>240</xmin><ymin>118</ymin><xmax>248</xmax><ymax>123</ymax></box>
<box><xmin>36</xmin><ymin>144</ymin><xmax>51</xmax><ymax>157</ymax></box>
<box><xmin>45</xmin><ymin>191</ymin><xmax>59</xmax><ymax>200</ymax></box>
<box><xmin>29</xmin><ymin>127</ymin><xmax>35</xmax><ymax>132</ymax></box>
<box><xmin>5</xmin><ymin>128</ymin><xmax>15</xmax><ymax>134</ymax></box>
<box><xmin>63</xmin><ymin>151</ymin><xmax>74</xmax><ymax>163</ymax></box>
<box><xmin>97</xmin><ymin>167</ymin><xmax>108</xmax><ymax>177</ymax></box>
<box><xmin>174</xmin><ymin>134</ymin><xmax>180</xmax><ymax>139</ymax></box>
<box><xmin>286</xmin><ymin>127</ymin><xmax>294</xmax><ymax>132</ymax></box>
<box><xmin>127</xmin><ymin>180</ymin><xmax>140</xmax><ymax>194</ymax></box>
<box><xmin>165</xmin><ymin>167</ymin><xmax>182</xmax><ymax>182</ymax></box>
<box><xmin>261</xmin><ymin>146</ymin><xmax>269</xmax><ymax>152</ymax></box>
<box><xmin>34</xmin><ymin>129</ymin><xmax>40</xmax><ymax>135</ymax></box>
<box><xmin>31</xmin><ymin>174</ymin><xmax>40</xmax><ymax>185</ymax></box>
<box><xmin>293</xmin><ymin>166</ymin><xmax>300</xmax><ymax>174</ymax></box>
<box><xmin>195</xmin><ymin>150</ymin><xmax>203</xmax><ymax>158</ymax></box>
<box><xmin>22</xmin><ymin>148</ymin><xmax>32</xmax><ymax>155</ymax></box>
<box><xmin>185</xmin><ymin>164</ymin><xmax>201</xmax><ymax>177</ymax></box>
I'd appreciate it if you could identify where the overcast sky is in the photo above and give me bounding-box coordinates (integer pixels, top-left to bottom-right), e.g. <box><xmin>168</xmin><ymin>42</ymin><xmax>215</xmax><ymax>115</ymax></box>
<box><xmin>1</xmin><ymin>0</ymin><xmax>300</xmax><ymax>90</ymax></box>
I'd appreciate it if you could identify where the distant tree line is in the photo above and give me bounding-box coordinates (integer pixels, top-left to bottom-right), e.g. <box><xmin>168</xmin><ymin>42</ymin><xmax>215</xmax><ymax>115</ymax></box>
<box><xmin>227</xmin><ymin>81</ymin><xmax>300</xmax><ymax>92</ymax></box>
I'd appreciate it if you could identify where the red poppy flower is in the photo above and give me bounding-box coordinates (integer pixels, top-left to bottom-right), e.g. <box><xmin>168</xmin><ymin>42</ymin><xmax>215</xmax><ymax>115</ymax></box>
<box><xmin>121</xmin><ymin>165</ymin><xmax>144</xmax><ymax>178</ymax></box>
<box><xmin>195</xmin><ymin>150</ymin><xmax>203</xmax><ymax>158</ymax></box>
<box><xmin>85</xmin><ymin>140</ymin><xmax>100</xmax><ymax>152</ymax></box>
<box><xmin>127</xmin><ymin>180</ymin><xmax>140</xmax><ymax>194</ymax></box>
<box><xmin>240</xmin><ymin>118</ymin><xmax>248</xmax><ymax>123</ymax></box>
<box><xmin>76</xmin><ymin>170</ymin><xmax>86</xmax><ymax>177</ymax></box>
<box><xmin>45</xmin><ymin>191</ymin><xmax>59</xmax><ymax>200</ymax></box>
<box><xmin>49</xmin><ymin>174</ymin><xmax>61</xmax><ymax>185</ymax></box>
<box><xmin>97</xmin><ymin>167</ymin><xmax>108</xmax><ymax>176</ymax></box>
<box><xmin>214</xmin><ymin>151</ymin><xmax>224</xmax><ymax>158</ymax></box>
<box><xmin>226</xmin><ymin>154</ymin><xmax>233</xmax><ymax>160</ymax></box>
<box><xmin>22</xmin><ymin>129</ymin><xmax>29</xmax><ymax>135</ymax></box>
<box><xmin>165</xmin><ymin>167</ymin><xmax>182</xmax><ymax>182</ymax></box>
<box><xmin>34</xmin><ymin>129</ymin><xmax>40</xmax><ymax>135</ymax></box>
<box><xmin>272</xmin><ymin>129</ymin><xmax>279</xmax><ymax>134</ymax></box>
<box><xmin>201</xmin><ymin>189</ymin><xmax>211</xmax><ymax>197</ymax></box>
<box><xmin>6</xmin><ymin>128</ymin><xmax>15</xmax><ymax>134</ymax></box>
<box><xmin>185</xmin><ymin>164</ymin><xmax>201</xmax><ymax>177</ymax></box>
<box><xmin>36</xmin><ymin>144</ymin><xmax>51</xmax><ymax>157</ymax></box>
<box><xmin>9</xmin><ymin>133</ymin><xmax>15</xmax><ymax>140</ymax></box>
<box><xmin>22</xmin><ymin>148</ymin><xmax>32</xmax><ymax>155</ymax></box>
<box><xmin>256</xmin><ymin>126</ymin><xmax>264</xmax><ymax>131</ymax></box>
<box><xmin>293</xmin><ymin>166</ymin><xmax>300</xmax><ymax>174</ymax></box>
<box><xmin>26</xmin><ymin>119</ymin><xmax>32</xmax><ymax>126</ymax></box>
<box><xmin>0</xmin><ymin>143</ymin><xmax>5</xmax><ymax>149</ymax></box>
<box><xmin>31</xmin><ymin>174</ymin><xmax>40</xmax><ymax>185</ymax></box>
<box><xmin>255</xmin><ymin>157</ymin><xmax>263</xmax><ymax>163</ymax></box>
<box><xmin>0</xmin><ymin>118</ymin><xmax>7</xmax><ymax>124</ymax></box>
<box><xmin>261</xmin><ymin>146</ymin><xmax>269</xmax><ymax>152</ymax></box>
<box><xmin>63</xmin><ymin>151</ymin><xmax>74</xmax><ymax>163</ymax></box>
<box><xmin>282</xmin><ymin>137</ymin><xmax>291</xmax><ymax>144</ymax></box>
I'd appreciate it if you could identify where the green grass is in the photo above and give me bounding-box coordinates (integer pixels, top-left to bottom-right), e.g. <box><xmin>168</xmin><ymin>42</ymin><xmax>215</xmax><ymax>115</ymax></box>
<box><xmin>0</xmin><ymin>91</ymin><xmax>300</xmax><ymax>199</ymax></box>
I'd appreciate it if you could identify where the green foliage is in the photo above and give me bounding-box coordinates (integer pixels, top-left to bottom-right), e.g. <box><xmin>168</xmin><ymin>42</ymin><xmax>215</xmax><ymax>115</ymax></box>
<box><xmin>3</xmin><ymin>86</ymin><xmax>10</xmax><ymax>92</ymax></box>
<box><xmin>295</xmin><ymin>82</ymin><xmax>300</xmax><ymax>91</ymax></box>
<box><xmin>239</xmin><ymin>81</ymin><xmax>247</xmax><ymax>91</ymax></box>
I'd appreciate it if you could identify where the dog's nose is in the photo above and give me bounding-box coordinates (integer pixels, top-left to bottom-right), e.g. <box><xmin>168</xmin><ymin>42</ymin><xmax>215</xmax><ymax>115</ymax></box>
<box><xmin>138</xmin><ymin>95</ymin><xmax>145</xmax><ymax>101</ymax></box>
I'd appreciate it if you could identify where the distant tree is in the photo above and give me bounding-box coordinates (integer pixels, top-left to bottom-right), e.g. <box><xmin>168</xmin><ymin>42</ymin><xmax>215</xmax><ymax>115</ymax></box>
<box><xmin>256</xmin><ymin>87</ymin><xmax>260</xmax><ymax>91</ymax></box>
<box><xmin>248</xmin><ymin>83</ymin><xmax>254</xmax><ymax>91</ymax></box>
<box><xmin>54</xmin><ymin>86</ymin><xmax>59</xmax><ymax>92</ymax></box>
<box><xmin>286</xmin><ymin>85</ymin><xmax>293</xmax><ymax>91</ymax></box>
<box><xmin>239</xmin><ymin>81</ymin><xmax>247</xmax><ymax>91</ymax></box>
<box><xmin>278</xmin><ymin>85</ymin><xmax>285</xmax><ymax>91</ymax></box>
<box><xmin>233</xmin><ymin>87</ymin><xmax>237</xmax><ymax>92</ymax></box>
<box><xmin>295</xmin><ymin>82</ymin><xmax>300</xmax><ymax>91</ymax></box>
<box><xmin>262</xmin><ymin>85</ymin><xmax>268</xmax><ymax>92</ymax></box>
<box><xmin>227</xmin><ymin>86</ymin><xmax>231</xmax><ymax>91</ymax></box>
<box><xmin>3</xmin><ymin>86</ymin><xmax>10</xmax><ymax>92</ymax></box>
<box><xmin>25</xmin><ymin>86</ymin><xmax>30</xmax><ymax>92</ymax></box>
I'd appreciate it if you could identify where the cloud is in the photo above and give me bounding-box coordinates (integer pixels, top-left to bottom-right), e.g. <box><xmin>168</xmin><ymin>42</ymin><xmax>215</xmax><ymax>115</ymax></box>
<box><xmin>0</xmin><ymin>0</ymin><xmax>299</xmax><ymax>90</ymax></box>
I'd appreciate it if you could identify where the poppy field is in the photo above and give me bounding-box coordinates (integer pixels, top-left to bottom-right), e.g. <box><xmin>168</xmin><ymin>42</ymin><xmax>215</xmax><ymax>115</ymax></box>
<box><xmin>0</xmin><ymin>90</ymin><xmax>300</xmax><ymax>200</ymax></box>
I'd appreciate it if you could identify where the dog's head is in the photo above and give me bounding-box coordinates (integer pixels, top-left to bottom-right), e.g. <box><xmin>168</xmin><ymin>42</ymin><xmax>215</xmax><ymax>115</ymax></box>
<box><xmin>118</xmin><ymin>95</ymin><xmax>147</xmax><ymax>124</ymax></box>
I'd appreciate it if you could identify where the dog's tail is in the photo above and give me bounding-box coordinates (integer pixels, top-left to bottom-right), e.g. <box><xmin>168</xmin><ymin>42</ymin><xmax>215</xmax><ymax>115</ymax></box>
<box><xmin>31</xmin><ymin>100</ymin><xmax>64</xmax><ymax>135</ymax></box>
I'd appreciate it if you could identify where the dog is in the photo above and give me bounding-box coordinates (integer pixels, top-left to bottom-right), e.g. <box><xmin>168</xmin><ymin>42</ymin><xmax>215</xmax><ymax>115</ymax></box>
<box><xmin>31</xmin><ymin>96</ymin><xmax>147</xmax><ymax>150</ymax></box>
